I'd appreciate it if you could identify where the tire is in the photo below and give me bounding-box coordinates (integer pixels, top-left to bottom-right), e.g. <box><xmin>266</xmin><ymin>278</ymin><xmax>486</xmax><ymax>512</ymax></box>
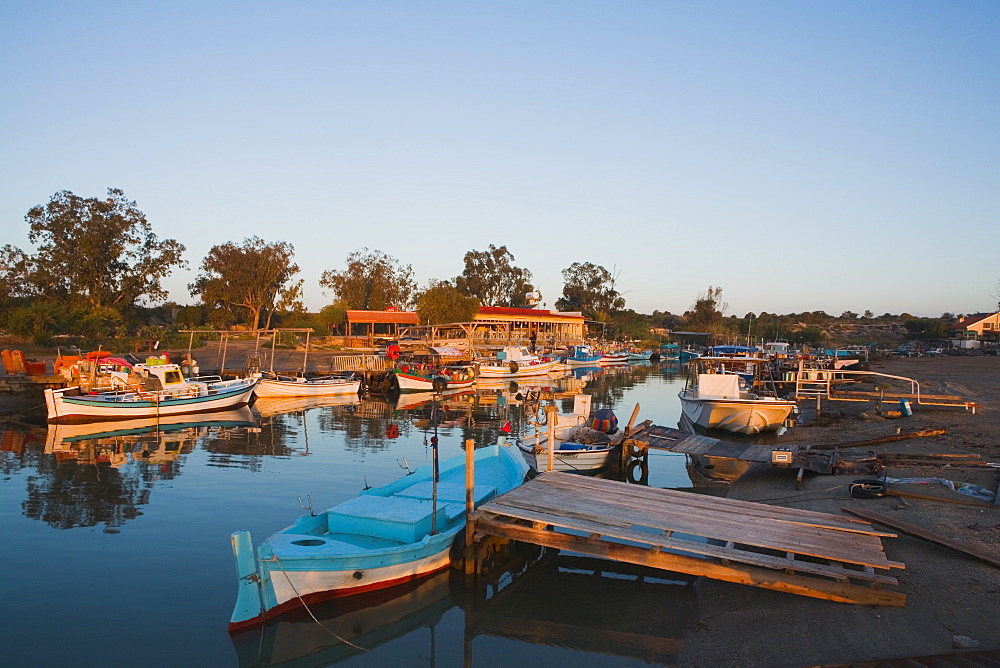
<box><xmin>849</xmin><ymin>479</ymin><xmax>886</xmax><ymax>499</ymax></box>
<box><xmin>432</xmin><ymin>376</ymin><xmax>448</xmax><ymax>393</ymax></box>
<box><xmin>509</xmin><ymin>361</ymin><xmax>519</xmax><ymax>373</ymax></box>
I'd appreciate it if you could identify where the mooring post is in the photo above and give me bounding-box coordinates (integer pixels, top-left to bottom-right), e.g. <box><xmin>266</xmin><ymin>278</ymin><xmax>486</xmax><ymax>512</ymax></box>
<box><xmin>545</xmin><ymin>404</ymin><xmax>557</xmax><ymax>472</ymax></box>
<box><xmin>464</xmin><ymin>438</ymin><xmax>476</xmax><ymax>575</ymax></box>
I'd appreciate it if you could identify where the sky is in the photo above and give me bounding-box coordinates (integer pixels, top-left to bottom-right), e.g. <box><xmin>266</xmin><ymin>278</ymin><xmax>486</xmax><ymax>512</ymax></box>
<box><xmin>2</xmin><ymin>1</ymin><xmax>997</xmax><ymax>319</ymax></box>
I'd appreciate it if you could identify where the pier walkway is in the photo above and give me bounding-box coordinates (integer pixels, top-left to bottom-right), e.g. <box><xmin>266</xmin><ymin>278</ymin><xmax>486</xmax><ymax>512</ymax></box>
<box><xmin>470</xmin><ymin>472</ymin><xmax>905</xmax><ymax>606</ymax></box>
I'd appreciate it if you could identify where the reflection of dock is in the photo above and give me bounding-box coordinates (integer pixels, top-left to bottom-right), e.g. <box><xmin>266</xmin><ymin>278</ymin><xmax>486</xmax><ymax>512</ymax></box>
<box><xmin>470</xmin><ymin>472</ymin><xmax>905</xmax><ymax>606</ymax></box>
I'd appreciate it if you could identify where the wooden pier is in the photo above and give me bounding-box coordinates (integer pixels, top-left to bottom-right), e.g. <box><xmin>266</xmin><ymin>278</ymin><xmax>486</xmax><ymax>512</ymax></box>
<box><xmin>468</xmin><ymin>472</ymin><xmax>905</xmax><ymax>606</ymax></box>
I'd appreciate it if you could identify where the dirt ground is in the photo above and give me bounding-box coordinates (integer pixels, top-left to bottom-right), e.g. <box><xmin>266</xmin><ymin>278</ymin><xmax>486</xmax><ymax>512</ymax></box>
<box><xmin>3</xmin><ymin>352</ymin><xmax>998</xmax><ymax>663</ymax></box>
<box><xmin>680</xmin><ymin>355</ymin><xmax>1000</xmax><ymax>666</ymax></box>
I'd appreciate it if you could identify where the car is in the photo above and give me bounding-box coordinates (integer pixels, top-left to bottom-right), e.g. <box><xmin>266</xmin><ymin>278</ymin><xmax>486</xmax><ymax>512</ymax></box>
<box><xmin>927</xmin><ymin>348</ymin><xmax>945</xmax><ymax>356</ymax></box>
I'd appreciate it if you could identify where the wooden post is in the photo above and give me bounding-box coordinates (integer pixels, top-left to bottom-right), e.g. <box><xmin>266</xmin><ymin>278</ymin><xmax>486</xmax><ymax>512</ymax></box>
<box><xmin>302</xmin><ymin>330</ymin><xmax>310</xmax><ymax>375</ymax></box>
<box><xmin>624</xmin><ymin>403</ymin><xmax>641</xmax><ymax>437</ymax></box>
<box><xmin>220</xmin><ymin>333</ymin><xmax>229</xmax><ymax>377</ymax></box>
<box><xmin>464</xmin><ymin>438</ymin><xmax>476</xmax><ymax>575</ymax></box>
<box><xmin>546</xmin><ymin>404</ymin><xmax>557</xmax><ymax>472</ymax></box>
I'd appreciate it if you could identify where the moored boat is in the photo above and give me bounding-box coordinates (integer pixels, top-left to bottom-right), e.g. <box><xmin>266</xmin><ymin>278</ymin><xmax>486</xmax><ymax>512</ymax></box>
<box><xmin>44</xmin><ymin>361</ymin><xmax>258</xmax><ymax>422</ymax></box>
<box><xmin>228</xmin><ymin>440</ymin><xmax>526</xmax><ymax>631</ymax></box>
<box><xmin>598</xmin><ymin>351</ymin><xmax>630</xmax><ymax>365</ymax></box>
<box><xmin>561</xmin><ymin>345</ymin><xmax>605</xmax><ymax>366</ymax></box>
<box><xmin>476</xmin><ymin>346</ymin><xmax>561</xmax><ymax>378</ymax></box>
<box><xmin>677</xmin><ymin>357</ymin><xmax>794</xmax><ymax>434</ymax></box>
<box><xmin>253</xmin><ymin>371</ymin><xmax>361</xmax><ymax>397</ymax></box>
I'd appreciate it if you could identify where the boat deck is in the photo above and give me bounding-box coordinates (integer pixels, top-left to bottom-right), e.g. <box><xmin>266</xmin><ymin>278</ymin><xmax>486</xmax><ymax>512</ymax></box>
<box><xmin>470</xmin><ymin>472</ymin><xmax>905</xmax><ymax>606</ymax></box>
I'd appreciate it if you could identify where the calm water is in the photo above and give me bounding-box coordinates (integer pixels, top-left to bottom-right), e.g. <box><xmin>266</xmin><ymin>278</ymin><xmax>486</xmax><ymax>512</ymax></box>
<box><xmin>1</xmin><ymin>363</ymin><xmax>708</xmax><ymax>667</ymax></box>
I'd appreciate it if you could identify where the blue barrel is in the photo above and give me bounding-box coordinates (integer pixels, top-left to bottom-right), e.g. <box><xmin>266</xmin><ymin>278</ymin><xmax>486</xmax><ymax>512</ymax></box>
<box><xmin>900</xmin><ymin>399</ymin><xmax>913</xmax><ymax>416</ymax></box>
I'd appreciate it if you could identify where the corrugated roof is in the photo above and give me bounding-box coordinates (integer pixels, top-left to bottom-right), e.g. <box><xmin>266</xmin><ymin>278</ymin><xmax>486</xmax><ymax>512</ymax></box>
<box><xmin>476</xmin><ymin>306</ymin><xmax>584</xmax><ymax>321</ymax></box>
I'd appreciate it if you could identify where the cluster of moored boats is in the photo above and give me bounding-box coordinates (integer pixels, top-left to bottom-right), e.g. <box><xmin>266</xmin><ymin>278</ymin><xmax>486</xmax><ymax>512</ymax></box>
<box><xmin>41</xmin><ymin>340</ymin><xmax>838</xmax><ymax>634</ymax></box>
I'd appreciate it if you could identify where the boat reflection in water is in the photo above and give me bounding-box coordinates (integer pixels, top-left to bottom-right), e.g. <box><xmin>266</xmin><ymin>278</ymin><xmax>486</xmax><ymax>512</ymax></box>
<box><xmin>230</xmin><ymin>569</ymin><xmax>453</xmax><ymax>667</ymax></box>
<box><xmin>45</xmin><ymin>407</ymin><xmax>257</xmax><ymax>466</ymax></box>
<box><xmin>231</xmin><ymin>545</ymin><xmax>699</xmax><ymax>667</ymax></box>
<box><xmin>251</xmin><ymin>395</ymin><xmax>360</xmax><ymax>419</ymax></box>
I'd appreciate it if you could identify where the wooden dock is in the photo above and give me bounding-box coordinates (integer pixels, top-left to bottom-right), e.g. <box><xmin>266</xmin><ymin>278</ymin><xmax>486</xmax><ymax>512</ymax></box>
<box><xmin>623</xmin><ymin>423</ymin><xmax>878</xmax><ymax>475</ymax></box>
<box><xmin>470</xmin><ymin>472</ymin><xmax>905</xmax><ymax>606</ymax></box>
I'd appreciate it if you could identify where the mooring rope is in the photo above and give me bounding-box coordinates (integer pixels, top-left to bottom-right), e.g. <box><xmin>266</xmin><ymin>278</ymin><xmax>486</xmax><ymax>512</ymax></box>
<box><xmin>269</xmin><ymin>555</ymin><xmax>419</xmax><ymax>665</ymax></box>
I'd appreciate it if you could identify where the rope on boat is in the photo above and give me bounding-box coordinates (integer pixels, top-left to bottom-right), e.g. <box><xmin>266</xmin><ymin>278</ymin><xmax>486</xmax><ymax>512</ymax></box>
<box><xmin>268</xmin><ymin>554</ymin><xmax>419</xmax><ymax>665</ymax></box>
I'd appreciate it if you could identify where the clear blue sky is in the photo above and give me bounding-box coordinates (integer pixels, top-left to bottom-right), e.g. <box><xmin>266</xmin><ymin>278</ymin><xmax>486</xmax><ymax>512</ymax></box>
<box><xmin>2</xmin><ymin>1</ymin><xmax>997</xmax><ymax>318</ymax></box>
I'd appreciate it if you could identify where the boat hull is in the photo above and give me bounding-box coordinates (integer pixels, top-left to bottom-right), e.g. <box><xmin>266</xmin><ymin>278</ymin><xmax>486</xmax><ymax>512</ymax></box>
<box><xmin>678</xmin><ymin>391</ymin><xmax>794</xmax><ymax>434</ymax></box>
<box><xmin>477</xmin><ymin>358</ymin><xmax>562</xmax><ymax>378</ymax></box>
<box><xmin>255</xmin><ymin>377</ymin><xmax>361</xmax><ymax>397</ymax></box>
<box><xmin>45</xmin><ymin>380</ymin><xmax>258</xmax><ymax>422</ymax></box>
<box><xmin>516</xmin><ymin>440</ymin><xmax>616</xmax><ymax>473</ymax></box>
<box><xmin>564</xmin><ymin>356</ymin><xmax>605</xmax><ymax>366</ymax></box>
<box><xmin>394</xmin><ymin>372</ymin><xmax>475</xmax><ymax>392</ymax></box>
<box><xmin>229</xmin><ymin>442</ymin><xmax>525</xmax><ymax>631</ymax></box>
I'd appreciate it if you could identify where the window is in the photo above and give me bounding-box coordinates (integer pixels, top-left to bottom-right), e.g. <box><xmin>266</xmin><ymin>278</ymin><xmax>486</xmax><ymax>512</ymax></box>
<box><xmin>164</xmin><ymin>370</ymin><xmax>184</xmax><ymax>384</ymax></box>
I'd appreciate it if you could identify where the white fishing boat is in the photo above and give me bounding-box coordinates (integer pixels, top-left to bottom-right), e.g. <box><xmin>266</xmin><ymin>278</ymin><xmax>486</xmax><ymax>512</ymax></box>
<box><xmin>476</xmin><ymin>346</ymin><xmax>562</xmax><ymax>378</ymax></box>
<box><xmin>561</xmin><ymin>345</ymin><xmax>605</xmax><ymax>366</ymax></box>
<box><xmin>677</xmin><ymin>357</ymin><xmax>794</xmax><ymax>435</ymax></box>
<box><xmin>44</xmin><ymin>362</ymin><xmax>258</xmax><ymax>422</ymax></box>
<box><xmin>253</xmin><ymin>371</ymin><xmax>361</xmax><ymax>397</ymax></box>
<box><xmin>515</xmin><ymin>395</ymin><xmax>625</xmax><ymax>473</ymax></box>
<box><xmin>598</xmin><ymin>352</ymin><xmax>630</xmax><ymax>365</ymax></box>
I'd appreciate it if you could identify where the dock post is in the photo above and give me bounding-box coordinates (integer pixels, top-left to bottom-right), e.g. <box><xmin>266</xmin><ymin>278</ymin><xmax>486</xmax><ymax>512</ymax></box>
<box><xmin>545</xmin><ymin>404</ymin><xmax>557</xmax><ymax>472</ymax></box>
<box><xmin>464</xmin><ymin>438</ymin><xmax>476</xmax><ymax>575</ymax></box>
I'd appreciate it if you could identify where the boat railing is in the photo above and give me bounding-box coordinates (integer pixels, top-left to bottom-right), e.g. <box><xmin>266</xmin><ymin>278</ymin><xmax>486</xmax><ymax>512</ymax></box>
<box><xmin>328</xmin><ymin>354</ymin><xmax>393</xmax><ymax>372</ymax></box>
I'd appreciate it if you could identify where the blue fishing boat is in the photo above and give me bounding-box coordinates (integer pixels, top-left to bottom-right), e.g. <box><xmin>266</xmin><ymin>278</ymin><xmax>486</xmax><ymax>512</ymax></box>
<box><xmin>228</xmin><ymin>440</ymin><xmax>526</xmax><ymax>631</ymax></box>
<box><xmin>562</xmin><ymin>345</ymin><xmax>605</xmax><ymax>366</ymax></box>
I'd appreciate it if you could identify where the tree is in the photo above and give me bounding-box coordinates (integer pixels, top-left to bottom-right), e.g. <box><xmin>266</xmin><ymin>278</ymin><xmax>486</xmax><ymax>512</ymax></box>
<box><xmin>840</xmin><ymin>311</ymin><xmax>858</xmax><ymax>319</ymax></box>
<box><xmin>3</xmin><ymin>189</ymin><xmax>186</xmax><ymax>308</ymax></box>
<box><xmin>320</xmin><ymin>248</ymin><xmax>416</xmax><ymax>311</ymax></box>
<box><xmin>554</xmin><ymin>262</ymin><xmax>625</xmax><ymax>317</ymax></box>
<box><xmin>684</xmin><ymin>286</ymin><xmax>728</xmax><ymax>332</ymax></box>
<box><xmin>189</xmin><ymin>237</ymin><xmax>302</xmax><ymax>329</ymax></box>
<box><xmin>454</xmin><ymin>244</ymin><xmax>537</xmax><ymax>307</ymax></box>
<box><xmin>417</xmin><ymin>283</ymin><xmax>480</xmax><ymax>324</ymax></box>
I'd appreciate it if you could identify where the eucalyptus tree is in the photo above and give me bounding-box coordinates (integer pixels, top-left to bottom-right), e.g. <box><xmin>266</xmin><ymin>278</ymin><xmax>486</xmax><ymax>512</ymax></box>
<box><xmin>2</xmin><ymin>188</ymin><xmax>186</xmax><ymax>309</ymax></box>
<box><xmin>319</xmin><ymin>248</ymin><xmax>416</xmax><ymax>310</ymax></box>
<box><xmin>189</xmin><ymin>237</ymin><xmax>302</xmax><ymax>329</ymax></box>
<box><xmin>417</xmin><ymin>281</ymin><xmax>480</xmax><ymax>324</ymax></box>
<box><xmin>454</xmin><ymin>244</ymin><xmax>537</xmax><ymax>308</ymax></box>
<box><xmin>555</xmin><ymin>262</ymin><xmax>625</xmax><ymax>317</ymax></box>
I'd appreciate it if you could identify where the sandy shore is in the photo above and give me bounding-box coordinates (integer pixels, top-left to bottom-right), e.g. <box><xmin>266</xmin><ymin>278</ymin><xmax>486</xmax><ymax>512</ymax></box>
<box><xmin>681</xmin><ymin>355</ymin><xmax>1000</xmax><ymax>665</ymax></box>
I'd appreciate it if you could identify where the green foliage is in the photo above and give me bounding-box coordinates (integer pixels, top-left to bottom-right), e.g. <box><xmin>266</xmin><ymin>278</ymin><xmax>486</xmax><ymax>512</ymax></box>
<box><xmin>417</xmin><ymin>284</ymin><xmax>480</xmax><ymax>325</ymax></box>
<box><xmin>190</xmin><ymin>236</ymin><xmax>301</xmax><ymax>329</ymax></box>
<box><xmin>683</xmin><ymin>286</ymin><xmax>730</xmax><ymax>334</ymax></box>
<box><xmin>904</xmin><ymin>317</ymin><xmax>950</xmax><ymax>340</ymax></box>
<box><xmin>790</xmin><ymin>326</ymin><xmax>826</xmax><ymax>344</ymax></box>
<box><xmin>555</xmin><ymin>262</ymin><xmax>625</xmax><ymax>317</ymax></box>
<box><xmin>610</xmin><ymin>309</ymin><xmax>651</xmax><ymax>341</ymax></box>
<box><xmin>7</xmin><ymin>189</ymin><xmax>186</xmax><ymax>308</ymax></box>
<box><xmin>319</xmin><ymin>248</ymin><xmax>416</xmax><ymax>310</ymax></box>
<box><xmin>454</xmin><ymin>244</ymin><xmax>536</xmax><ymax>307</ymax></box>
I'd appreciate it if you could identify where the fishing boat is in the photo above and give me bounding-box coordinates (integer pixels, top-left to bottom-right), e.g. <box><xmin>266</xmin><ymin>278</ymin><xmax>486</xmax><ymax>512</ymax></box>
<box><xmin>228</xmin><ymin>440</ymin><xmax>526</xmax><ymax>631</ymax></box>
<box><xmin>253</xmin><ymin>371</ymin><xmax>361</xmax><ymax>397</ymax></box>
<box><xmin>476</xmin><ymin>346</ymin><xmax>562</xmax><ymax>378</ymax></box>
<box><xmin>561</xmin><ymin>345</ymin><xmax>605</xmax><ymax>366</ymax></box>
<box><xmin>44</xmin><ymin>361</ymin><xmax>258</xmax><ymax>422</ymax></box>
<box><xmin>599</xmin><ymin>351</ymin><xmax>630</xmax><ymax>365</ymax></box>
<box><xmin>677</xmin><ymin>357</ymin><xmax>795</xmax><ymax>434</ymax></box>
<box><xmin>393</xmin><ymin>363</ymin><xmax>477</xmax><ymax>392</ymax></box>
<box><xmin>627</xmin><ymin>350</ymin><xmax>654</xmax><ymax>362</ymax></box>
<box><xmin>515</xmin><ymin>395</ymin><xmax>625</xmax><ymax>474</ymax></box>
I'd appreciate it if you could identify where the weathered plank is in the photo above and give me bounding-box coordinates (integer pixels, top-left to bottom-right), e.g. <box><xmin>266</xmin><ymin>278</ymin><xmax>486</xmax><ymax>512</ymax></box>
<box><xmin>536</xmin><ymin>472</ymin><xmax>894</xmax><ymax>535</ymax></box>
<box><xmin>474</xmin><ymin>505</ymin><xmax>898</xmax><ymax>585</ymax></box>
<box><xmin>841</xmin><ymin>507</ymin><xmax>1000</xmax><ymax>569</ymax></box>
<box><xmin>475</xmin><ymin>518</ymin><xmax>906</xmax><ymax>606</ymax></box>
<box><xmin>495</xmin><ymin>475</ymin><xmax>896</xmax><ymax>567</ymax></box>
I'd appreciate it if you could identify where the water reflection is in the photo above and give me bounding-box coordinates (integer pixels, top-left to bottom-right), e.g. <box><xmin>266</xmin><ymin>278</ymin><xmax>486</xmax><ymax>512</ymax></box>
<box><xmin>231</xmin><ymin>546</ymin><xmax>699</xmax><ymax>667</ymax></box>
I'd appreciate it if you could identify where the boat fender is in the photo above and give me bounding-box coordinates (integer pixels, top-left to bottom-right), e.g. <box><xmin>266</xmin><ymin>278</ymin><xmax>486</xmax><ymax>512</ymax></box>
<box><xmin>386</xmin><ymin>344</ymin><xmax>401</xmax><ymax>360</ymax></box>
<box><xmin>509</xmin><ymin>361</ymin><xmax>519</xmax><ymax>373</ymax></box>
<box><xmin>432</xmin><ymin>376</ymin><xmax>448</xmax><ymax>393</ymax></box>
<box><xmin>508</xmin><ymin>381</ymin><xmax>519</xmax><ymax>393</ymax></box>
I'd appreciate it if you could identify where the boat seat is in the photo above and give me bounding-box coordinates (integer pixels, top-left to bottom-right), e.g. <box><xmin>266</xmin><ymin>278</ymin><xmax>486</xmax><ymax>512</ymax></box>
<box><xmin>325</xmin><ymin>495</ymin><xmax>446</xmax><ymax>544</ymax></box>
<box><xmin>395</xmin><ymin>480</ymin><xmax>497</xmax><ymax>505</ymax></box>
